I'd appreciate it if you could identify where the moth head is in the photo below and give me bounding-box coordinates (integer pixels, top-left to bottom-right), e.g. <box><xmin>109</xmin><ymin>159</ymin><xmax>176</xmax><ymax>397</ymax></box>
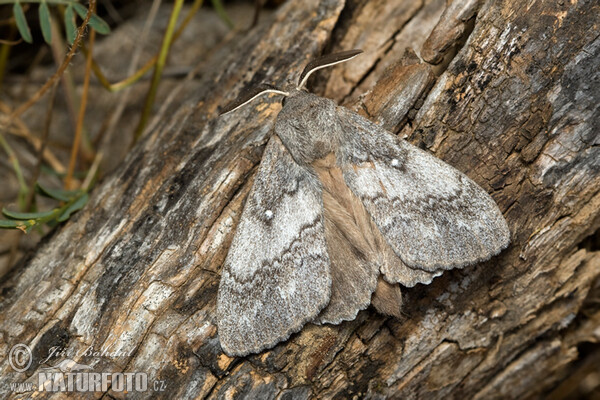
<box><xmin>220</xmin><ymin>49</ymin><xmax>363</xmax><ymax>114</ymax></box>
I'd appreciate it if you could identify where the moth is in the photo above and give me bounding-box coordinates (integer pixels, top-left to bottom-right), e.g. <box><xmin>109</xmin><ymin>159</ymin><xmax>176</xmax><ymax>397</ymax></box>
<box><xmin>217</xmin><ymin>50</ymin><xmax>510</xmax><ymax>357</ymax></box>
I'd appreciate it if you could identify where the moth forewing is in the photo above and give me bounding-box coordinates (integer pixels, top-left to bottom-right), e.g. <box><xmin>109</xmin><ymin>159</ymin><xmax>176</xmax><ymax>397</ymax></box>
<box><xmin>216</xmin><ymin>136</ymin><xmax>332</xmax><ymax>357</ymax></box>
<box><xmin>334</xmin><ymin>106</ymin><xmax>510</xmax><ymax>271</ymax></box>
<box><xmin>216</xmin><ymin>49</ymin><xmax>510</xmax><ymax>357</ymax></box>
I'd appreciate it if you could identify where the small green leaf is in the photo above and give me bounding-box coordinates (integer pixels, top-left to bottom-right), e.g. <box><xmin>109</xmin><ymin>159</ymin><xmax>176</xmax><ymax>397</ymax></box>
<box><xmin>0</xmin><ymin>219</ymin><xmax>21</xmax><ymax>228</ymax></box>
<box><xmin>35</xmin><ymin>182</ymin><xmax>81</xmax><ymax>202</ymax></box>
<box><xmin>0</xmin><ymin>219</ymin><xmax>35</xmax><ymax>233</ymax></box>
<box><xmin>72</xmin><ymin>3</ymin><xmax>110</xmax><ymax>35</ymax></box>
<box><xmin>2</xmin><ymin>208</ymin><xmax>56</xmax><ymax>220</ymax></box>
<box><xmin>210</xmin><ymin>0</ymin><xmax>234</xmax><ymax>29</ymax></box>
<box><xmin>57</xmin><ymin>193</ymin><xmax>89</xmax><ymax>222</ymax></box>
<box><xmin>13</xmin><ymin>2</ymin><xmax>33</xmax><ymax>44</ymax></box>
<box><xmin>39</xmin><ymin>2</ymin><xmax>52</xmax><ymax>44</ymax></box>
<box><xmin>71</xmin><ymin>3</ymin><xmax>88</xmax><ymax>19</ymax></box>
<box><xmin>64</xmin><ymin>4</ymin><xmax>76</xmax><ymax>44</ymax></box>
<box><xmin>88</xmin><ymin>14</ymin><xmax>110</xmax><ymax>35</ymax></box>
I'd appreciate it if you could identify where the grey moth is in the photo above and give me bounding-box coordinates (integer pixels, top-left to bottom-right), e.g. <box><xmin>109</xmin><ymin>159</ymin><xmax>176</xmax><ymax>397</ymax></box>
<box><xmin>217</xmin><ymin>50</ymin><xmax>510</xmax><ymax>357</ymax></box>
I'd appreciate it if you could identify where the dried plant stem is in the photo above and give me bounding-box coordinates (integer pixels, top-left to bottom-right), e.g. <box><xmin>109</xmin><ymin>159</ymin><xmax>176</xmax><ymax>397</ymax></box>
<box><xmin>0</xmin><ymin>38</ymin><xmax>22</xmax><ymax>45</ymax></box>
<box><xmin>8</xmin><ymin>0</ymin><xmax>96</xmax><ymax>121</ymax></box>
<box><xmin>49</xmin><ymin>14</ymin><xmax>79</xmax><ymax>139</ymax></box>
<box><xmin>0</xmin><ymin>101</ymin><xmax>65</xmax><ymax>173</ymax></box>
<box><xmin>65</xmin><ymin>28</ymin><xmax>95</xmax><ymax>190</ymax></box>
<box><xmin>0</xmin><ymin>25</ymin><xmax>16</xmax><ymax>89</ymax></box>
<box><xmin>82</xmin><ymin>149</ymin><xmax>102</xmax><ymax>191</ymax></box>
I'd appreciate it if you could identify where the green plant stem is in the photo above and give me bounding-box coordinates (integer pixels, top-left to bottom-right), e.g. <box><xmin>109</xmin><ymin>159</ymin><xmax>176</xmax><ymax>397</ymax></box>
<box><xmin>210</xmin><ymin>0</ymin><xmax>234</xmax><ymax>29</ymax></box>
<box><xmin>81</xmin><ymin>0</ymin><xmax>203</xmax><ymax>93</ymax></box>
<box><xmin>0</xmin><ymin>133</ymin><xmax>28</xmax><ymax>209</ymax></box>
<box><xmin>85</xmin><ymin>46</ymin><xmax>156</xmax><ymax>92</ymax></box>
<box><xmin>133</xmin><ymin>0</ymin><xmax>185</xmax><ymax>142</ymax></box>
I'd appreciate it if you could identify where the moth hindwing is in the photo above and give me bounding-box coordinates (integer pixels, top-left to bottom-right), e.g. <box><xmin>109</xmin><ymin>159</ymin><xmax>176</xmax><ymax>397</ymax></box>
<box><xmin>217</xmin><ymin>50</ymin><xmax>510</xmax><ymax>356</ymax></box>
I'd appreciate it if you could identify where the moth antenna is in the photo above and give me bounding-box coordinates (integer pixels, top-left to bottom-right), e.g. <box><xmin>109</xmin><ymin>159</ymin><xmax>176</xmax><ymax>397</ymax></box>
<box><xmin>221</xmin><ymin>84</ymin><xmax>289</xmax><ymax>114</ymax></box>
<box><xmin>297</xmin><ymin>49</ymin><xmax>363</xmax><ymax>90</ymax></box>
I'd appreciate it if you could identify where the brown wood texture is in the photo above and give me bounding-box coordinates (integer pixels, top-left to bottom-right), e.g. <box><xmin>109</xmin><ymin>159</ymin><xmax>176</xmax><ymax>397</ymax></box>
<box><xmin>1</xmin><ymin>0</ymin><xmax>599</xmax><ymax>398</ymax></box>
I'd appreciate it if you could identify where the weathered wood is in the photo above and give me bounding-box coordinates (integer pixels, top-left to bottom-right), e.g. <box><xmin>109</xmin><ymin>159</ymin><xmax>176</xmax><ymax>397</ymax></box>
<box><xmin>1</xmin><ymin>0</ymin><xmax>599</xmax><ymax>398</ymax></box>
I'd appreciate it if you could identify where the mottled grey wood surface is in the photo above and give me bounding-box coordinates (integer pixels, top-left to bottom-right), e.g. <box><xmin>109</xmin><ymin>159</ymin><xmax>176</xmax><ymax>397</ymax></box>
<box><xmin>1</xmin><ymin>0</ymin><xmax>599</xmax><ymax>398</ymax></box>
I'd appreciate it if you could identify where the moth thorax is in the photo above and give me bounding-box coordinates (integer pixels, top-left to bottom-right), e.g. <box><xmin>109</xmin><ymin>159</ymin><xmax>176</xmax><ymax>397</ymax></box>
<box><xmin>275</xmin><ymin>91</ymin><xmax>340</xmax><ymax>164</ymax></box>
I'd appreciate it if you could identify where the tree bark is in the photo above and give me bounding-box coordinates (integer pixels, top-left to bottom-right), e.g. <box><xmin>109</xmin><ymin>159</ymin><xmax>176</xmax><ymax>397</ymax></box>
<box><xmin>1</xmin><ymin>0</ymin><xmax>599</xmax><ymax>399</ymax></box>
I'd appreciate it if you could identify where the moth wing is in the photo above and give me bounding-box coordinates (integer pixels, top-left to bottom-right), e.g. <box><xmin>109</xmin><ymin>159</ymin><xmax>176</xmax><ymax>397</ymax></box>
<box><xmin>217</xmin><ymin>136</ymin><xmax>331</xmax><ymax>357</ymax></box>
<box><xmin>336</xmin><ymin>107</ymin><xmax>510</xmax><ymax>276</ymax></box>
<box><xmin>375</xmin><ymin>217</ymin><xmax>444</xmax><ymax>287</ymax></box>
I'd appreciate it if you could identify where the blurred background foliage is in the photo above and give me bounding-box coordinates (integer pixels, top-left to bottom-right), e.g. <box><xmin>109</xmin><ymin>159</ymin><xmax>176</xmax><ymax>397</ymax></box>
<box><xmin>0</xmin><ymin>0</ymin><xmax>283</xmax><ymax>276</ymax></box>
